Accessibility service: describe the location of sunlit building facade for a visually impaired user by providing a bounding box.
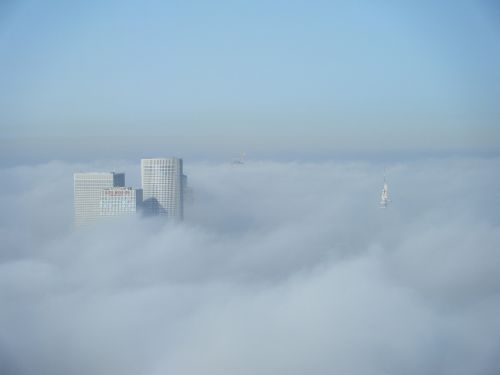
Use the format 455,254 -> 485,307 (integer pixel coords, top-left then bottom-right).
100,187 -> 142,217
141,158 -> 183,220
74,172 -> 125,226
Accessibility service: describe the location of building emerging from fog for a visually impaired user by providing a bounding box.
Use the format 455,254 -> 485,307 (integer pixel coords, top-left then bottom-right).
74,172 -> 125,226
100,187 -> 142,217
141,158 -> 184,220
74,158 -> 187,226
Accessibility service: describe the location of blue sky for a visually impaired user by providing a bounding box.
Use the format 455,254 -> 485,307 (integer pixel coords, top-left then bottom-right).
0,0 -> 499,154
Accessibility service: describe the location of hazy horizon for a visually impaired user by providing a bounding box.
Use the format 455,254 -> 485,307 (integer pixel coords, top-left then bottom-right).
0,136 -> 499,169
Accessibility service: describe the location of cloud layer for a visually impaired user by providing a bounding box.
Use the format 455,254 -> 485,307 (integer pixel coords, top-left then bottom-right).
0,157 -> 499,375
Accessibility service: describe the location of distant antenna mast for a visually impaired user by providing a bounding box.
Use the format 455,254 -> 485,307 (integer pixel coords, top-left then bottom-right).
232,152 -> 246,165
379,169 -> 391,208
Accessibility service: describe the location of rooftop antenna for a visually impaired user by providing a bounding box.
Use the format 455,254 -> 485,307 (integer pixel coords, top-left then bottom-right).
380,168 -> 391,208
232,152 -> 246,165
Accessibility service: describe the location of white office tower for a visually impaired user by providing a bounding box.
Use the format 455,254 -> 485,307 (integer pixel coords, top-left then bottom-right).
74,172 -> 125,226
100,187 -> 142,217
141,158 -> 183,220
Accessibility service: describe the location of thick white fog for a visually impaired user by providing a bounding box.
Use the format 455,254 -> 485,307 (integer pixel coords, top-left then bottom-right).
0,157 -> 499,375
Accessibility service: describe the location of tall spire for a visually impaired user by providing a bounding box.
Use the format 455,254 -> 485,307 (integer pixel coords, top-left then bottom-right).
380,169 -> 391,208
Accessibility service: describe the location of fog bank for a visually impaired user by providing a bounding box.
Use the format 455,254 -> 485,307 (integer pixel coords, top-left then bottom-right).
0,157 -> 499,375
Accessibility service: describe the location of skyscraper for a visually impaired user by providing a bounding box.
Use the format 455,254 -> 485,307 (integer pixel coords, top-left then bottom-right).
100,187 -> 142,217
74,172 -> 125,226
141,158 -> 183,220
